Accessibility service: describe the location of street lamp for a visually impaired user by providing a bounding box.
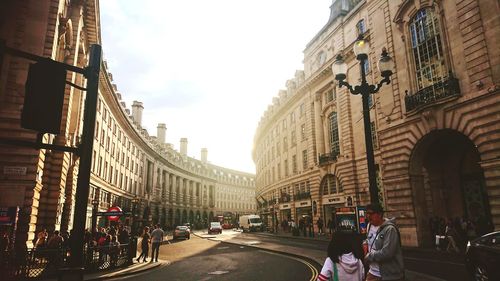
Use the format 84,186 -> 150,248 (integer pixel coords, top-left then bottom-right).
331,35 -> 394,204
91,198 -> 99,236
131,196 -> 139,236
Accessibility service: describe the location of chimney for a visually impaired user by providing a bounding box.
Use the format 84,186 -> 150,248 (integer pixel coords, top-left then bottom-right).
180,138 -> 188,156
157,123 -> 166,144
132,101 -> 144,126
201,148 -> 207,163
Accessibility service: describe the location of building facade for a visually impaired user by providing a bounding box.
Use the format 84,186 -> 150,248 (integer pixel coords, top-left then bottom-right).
253,0 -> 500,246
0,0 -> 255,250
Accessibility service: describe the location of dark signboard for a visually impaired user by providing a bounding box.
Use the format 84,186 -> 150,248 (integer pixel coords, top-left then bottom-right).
0,206 -> 19,226
335,206 -> 367,234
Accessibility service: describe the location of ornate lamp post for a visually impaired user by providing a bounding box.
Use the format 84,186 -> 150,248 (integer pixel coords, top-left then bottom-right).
91,198 -> 99,236
131,196 -> 139,237
331,35 -> 394,204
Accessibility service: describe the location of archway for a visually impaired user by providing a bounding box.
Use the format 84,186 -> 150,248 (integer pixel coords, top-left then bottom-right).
209,211 -> 214,223
409,129 -> 492,247
174,209 -> 181,226
161,208 -> 167,229
182,209 -> 188,224
168,208 -> 173,229
189,210 -> 194,224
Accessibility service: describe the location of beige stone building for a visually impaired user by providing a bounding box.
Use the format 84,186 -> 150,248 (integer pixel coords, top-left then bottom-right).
0,0 -> 254,249
253,0 -> 500,246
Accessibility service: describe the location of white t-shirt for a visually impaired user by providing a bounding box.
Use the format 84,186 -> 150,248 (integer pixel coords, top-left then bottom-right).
367,224 -> 381,277
150,228 -> 164,243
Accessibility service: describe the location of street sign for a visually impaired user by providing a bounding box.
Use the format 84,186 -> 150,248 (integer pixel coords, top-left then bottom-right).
107,206 -> 121,221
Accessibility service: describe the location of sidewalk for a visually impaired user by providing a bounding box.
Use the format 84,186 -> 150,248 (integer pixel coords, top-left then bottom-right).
198,229 -> 446,281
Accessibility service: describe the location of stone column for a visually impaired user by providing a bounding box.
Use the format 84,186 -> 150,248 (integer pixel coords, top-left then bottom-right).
314,92 -> 325,155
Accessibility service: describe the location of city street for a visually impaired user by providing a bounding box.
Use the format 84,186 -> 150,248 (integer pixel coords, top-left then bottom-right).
107,229 -> 471,281
109,230 -> 319,281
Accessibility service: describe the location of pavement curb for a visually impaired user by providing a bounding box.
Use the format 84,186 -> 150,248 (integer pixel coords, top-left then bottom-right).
89,261 -> 165,281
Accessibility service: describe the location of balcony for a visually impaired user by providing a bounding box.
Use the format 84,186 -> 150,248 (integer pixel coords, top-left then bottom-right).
278,195 -> 291,203
405,75 -> 460,112
294,191 -> 311,200
319,152 -> 339,166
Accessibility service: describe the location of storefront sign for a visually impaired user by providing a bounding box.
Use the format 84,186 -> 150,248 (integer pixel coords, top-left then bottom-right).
296,200 -> 311,207
279,203 -> 291,210
322,196 -> 345,205
3,166 -> 27,175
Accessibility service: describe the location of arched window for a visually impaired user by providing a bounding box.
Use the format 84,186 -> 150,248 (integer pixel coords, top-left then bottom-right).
321,174 -> 337,195
329,112 -> 340,156
409,8 -> 447,90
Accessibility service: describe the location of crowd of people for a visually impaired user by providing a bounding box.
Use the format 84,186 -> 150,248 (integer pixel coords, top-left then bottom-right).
429,215 -> 493,253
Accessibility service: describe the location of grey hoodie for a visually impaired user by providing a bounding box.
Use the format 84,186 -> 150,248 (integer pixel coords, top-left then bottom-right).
366,218 -> 404,280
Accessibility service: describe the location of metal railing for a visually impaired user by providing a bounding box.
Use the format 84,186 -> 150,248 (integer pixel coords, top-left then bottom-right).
1,240 -> 136,280
318,152 -> 339,166
404,75 -> 460,112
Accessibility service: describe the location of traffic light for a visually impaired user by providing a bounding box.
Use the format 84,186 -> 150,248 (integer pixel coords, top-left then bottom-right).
21,58 -> 67,134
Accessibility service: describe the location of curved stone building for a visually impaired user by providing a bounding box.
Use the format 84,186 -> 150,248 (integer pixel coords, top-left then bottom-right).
0,0 -> 254,249
253,0 -> 500,246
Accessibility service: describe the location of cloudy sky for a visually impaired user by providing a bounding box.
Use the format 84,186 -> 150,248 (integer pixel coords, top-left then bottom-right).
99,0 -> 332,173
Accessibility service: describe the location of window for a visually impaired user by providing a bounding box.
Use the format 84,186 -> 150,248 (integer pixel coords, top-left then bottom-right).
276,141 -> 280,155
95,122 -> 99,139
284,160 -> 289,177
326,89 -> 336,103
302,150 -> 308,170
409,8 -> 447,90
277,163 -> 281,179
301,124 -> 306,140
329,112 -> 340,156
292,155 -> 297,174
282,119 -> 287,130
291,131 -> 296,146
283,137 -> 288,151
356,19 -> 366,35
321,174 -> 337,195
299,103 -> 305,117
318,51 -> 327,66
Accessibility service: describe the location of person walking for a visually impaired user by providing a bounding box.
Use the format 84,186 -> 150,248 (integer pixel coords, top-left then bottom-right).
364,203 -> 404,281
136,227 -> 150,263
317,217 -> 324,235
317,231 -> 365,281
150,224 -> 164,262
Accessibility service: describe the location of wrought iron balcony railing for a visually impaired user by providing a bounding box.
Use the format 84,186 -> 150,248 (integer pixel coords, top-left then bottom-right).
294,191 -> 311,200
319,152 -> 339,166
405,75 -> 460,112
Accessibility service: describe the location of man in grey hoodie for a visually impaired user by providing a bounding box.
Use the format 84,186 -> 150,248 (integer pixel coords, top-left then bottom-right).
364,203 -> 404,281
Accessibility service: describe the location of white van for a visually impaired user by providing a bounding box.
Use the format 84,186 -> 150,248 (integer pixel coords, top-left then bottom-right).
239,215 -> 263,232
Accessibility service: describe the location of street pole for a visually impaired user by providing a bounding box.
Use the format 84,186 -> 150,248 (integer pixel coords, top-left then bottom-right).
69,44 -> 101,270
359,57 -> 379,205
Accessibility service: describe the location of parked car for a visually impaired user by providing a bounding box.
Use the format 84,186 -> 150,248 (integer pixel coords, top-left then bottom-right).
465,231 -> 500,280
208,222 -> 222,234
183,223 -> 191,230
173,225 -> 190,240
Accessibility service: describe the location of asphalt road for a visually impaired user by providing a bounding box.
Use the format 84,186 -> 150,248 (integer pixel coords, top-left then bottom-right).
112,234 -> 319,281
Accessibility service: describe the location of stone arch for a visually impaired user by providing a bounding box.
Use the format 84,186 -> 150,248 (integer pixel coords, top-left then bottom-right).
174,209 -> 181,226
182,209 -> 188,224
409,129 -> 492,247
189,210 -> 194,224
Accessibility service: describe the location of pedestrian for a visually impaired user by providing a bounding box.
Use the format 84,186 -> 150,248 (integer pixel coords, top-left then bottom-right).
35,229 -> 48,248
317,231 -> 365,281
136,227 -> 150,263
150,224 -> 164,262
317,217 -> 324,235
327,218 -> 334,235
109,235 -> 120,267
445,220 -> 460,253
364,203 -> 404,281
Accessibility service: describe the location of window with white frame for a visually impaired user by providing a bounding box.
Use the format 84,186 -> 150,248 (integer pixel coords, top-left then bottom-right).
329,112 -> 340,156
409,8 -> 447,90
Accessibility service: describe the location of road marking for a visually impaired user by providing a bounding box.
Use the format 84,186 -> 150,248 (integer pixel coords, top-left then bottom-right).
208,270 -> 229,275
244,240 -> 261,245
260,250 -> 318,281
217,246 -> 230,250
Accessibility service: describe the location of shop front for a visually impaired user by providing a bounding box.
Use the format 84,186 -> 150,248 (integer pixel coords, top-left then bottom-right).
321,195 -> 346,233
279,203 -> 292,222
295,200 -> 312,222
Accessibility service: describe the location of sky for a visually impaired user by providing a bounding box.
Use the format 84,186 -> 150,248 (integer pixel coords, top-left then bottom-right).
99,0 -> 332,174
